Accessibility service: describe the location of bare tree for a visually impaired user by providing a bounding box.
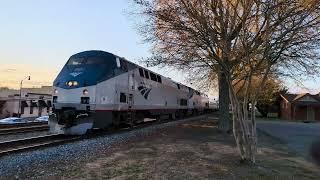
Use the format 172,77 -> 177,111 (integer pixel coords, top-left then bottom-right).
134,0 -> 320,163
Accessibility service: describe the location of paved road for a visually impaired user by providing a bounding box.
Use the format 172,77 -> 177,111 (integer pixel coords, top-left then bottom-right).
257,120 -> 320,157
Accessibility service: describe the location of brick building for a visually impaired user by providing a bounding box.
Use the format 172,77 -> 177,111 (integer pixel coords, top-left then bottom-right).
279,93 -> 320,122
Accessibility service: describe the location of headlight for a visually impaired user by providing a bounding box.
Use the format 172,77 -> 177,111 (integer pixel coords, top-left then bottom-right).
73,81 -> 79,86
54,89 -> 58,94
67,81 -> 73,87
66,81 -> 78,87
83,89 -> 89,95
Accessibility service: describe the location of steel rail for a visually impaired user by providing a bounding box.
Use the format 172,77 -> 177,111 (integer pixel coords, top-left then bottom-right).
0,122 -> 48,129
0,114 -> 211,157
0,134 -> 80,157
0,125 -> 49,135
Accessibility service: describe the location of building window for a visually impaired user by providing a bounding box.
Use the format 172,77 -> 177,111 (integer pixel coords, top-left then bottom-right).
21,101 -> 28,114
177,84 -> 180,89
120,93 -> 127,103
30,100 -> 37,114
150,72 -> 157,81
21,106 -> 24,114
30,106 -> 33,114
157,75 -> 162,83
144,70 -> 149,79
46,100 -> 51,113
139,68 -> 144,77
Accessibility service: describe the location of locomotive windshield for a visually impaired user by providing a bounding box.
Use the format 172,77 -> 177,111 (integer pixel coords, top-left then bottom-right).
67,57 -> 107,65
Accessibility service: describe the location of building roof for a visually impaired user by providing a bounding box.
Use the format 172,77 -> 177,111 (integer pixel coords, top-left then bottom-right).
280,93 -> 320,104
27,92 -> 52,96
281,93 -> 298,102
0,86 -> 52,98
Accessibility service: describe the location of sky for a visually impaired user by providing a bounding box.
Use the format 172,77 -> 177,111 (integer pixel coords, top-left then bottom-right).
0,0 -> 319,96
0,1 -> 185,87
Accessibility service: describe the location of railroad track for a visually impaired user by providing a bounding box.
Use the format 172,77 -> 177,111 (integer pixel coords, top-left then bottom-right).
0,121 -> 162,158
0,134 -> 80,157
0,124 -> 49,135
0,114 -> 210,157
0,122 -> 48,129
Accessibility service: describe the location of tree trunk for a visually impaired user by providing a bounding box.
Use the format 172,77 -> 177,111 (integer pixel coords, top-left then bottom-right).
218,72 -> 231,133
228,78 -> 259,164
230,91 -> 254,163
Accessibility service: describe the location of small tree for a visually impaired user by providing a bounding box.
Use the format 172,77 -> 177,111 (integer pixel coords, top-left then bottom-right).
235,76 -> 286,117
134,0 -> 320,163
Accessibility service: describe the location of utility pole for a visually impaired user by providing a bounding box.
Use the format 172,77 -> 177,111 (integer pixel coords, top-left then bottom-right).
18,76 -> 30,117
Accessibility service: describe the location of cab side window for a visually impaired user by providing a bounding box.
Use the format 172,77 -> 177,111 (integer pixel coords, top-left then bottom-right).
157,75 -> 162,83
139,68 -> 144,77
150,72 -> 157,81
144,70 -> 150,79
120,93 -> 127,103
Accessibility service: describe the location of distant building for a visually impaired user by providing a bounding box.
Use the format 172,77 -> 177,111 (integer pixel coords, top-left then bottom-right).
0,86 -> 52,98
279,93 -> 320,122
0,87 -> 19,98
0,86 -> 52,119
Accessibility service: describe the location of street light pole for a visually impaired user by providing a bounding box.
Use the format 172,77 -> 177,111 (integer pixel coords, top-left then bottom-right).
18,76 -> 30,117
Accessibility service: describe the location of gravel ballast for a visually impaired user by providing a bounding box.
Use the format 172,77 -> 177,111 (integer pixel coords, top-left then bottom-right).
0,115 -> 207,179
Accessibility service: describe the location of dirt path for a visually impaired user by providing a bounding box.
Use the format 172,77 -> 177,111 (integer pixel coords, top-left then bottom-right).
65,115 -> 320,179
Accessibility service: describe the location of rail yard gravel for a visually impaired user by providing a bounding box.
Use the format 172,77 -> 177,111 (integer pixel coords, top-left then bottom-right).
0,115 -> 207,179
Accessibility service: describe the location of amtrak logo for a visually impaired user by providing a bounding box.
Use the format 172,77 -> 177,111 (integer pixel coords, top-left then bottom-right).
138,82 -> 152,100
70,72 -> 82,77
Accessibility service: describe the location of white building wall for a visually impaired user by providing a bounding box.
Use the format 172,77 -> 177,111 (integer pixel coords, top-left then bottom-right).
0,86 -> 52,119
0,96 -> 52,119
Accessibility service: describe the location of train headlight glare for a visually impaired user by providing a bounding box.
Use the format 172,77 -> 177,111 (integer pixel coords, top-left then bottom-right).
83,89 -> 89,95
67,81 -> 73,87
54,89 -> 58,94
73,81 -> 79,86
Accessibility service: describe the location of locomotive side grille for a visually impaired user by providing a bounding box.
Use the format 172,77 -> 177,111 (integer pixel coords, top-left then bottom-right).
81,97 -> 90,104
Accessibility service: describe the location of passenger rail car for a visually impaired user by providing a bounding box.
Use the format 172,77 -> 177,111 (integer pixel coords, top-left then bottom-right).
49,50 -> 211,135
